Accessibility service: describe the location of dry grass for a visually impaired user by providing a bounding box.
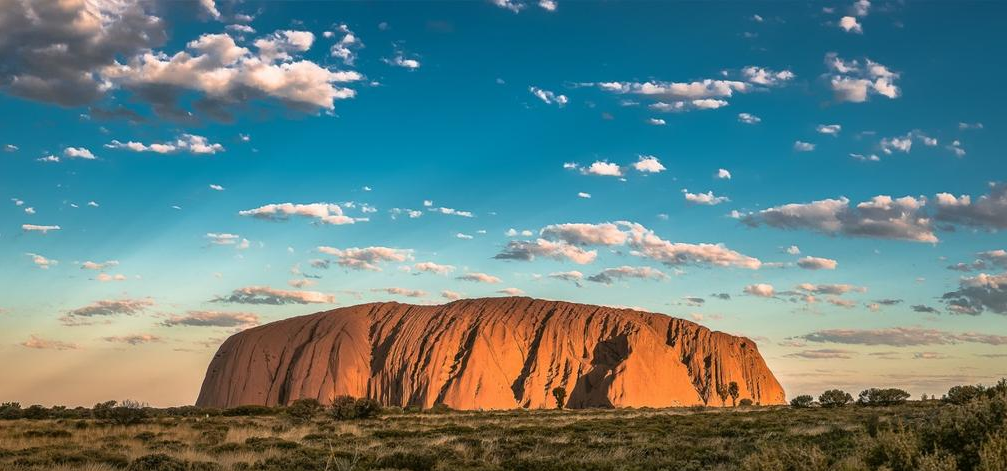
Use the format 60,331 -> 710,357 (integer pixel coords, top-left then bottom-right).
0,400 -> 1001,470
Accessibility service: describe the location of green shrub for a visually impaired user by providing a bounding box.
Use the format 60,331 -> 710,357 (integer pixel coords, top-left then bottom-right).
22,428 -> 72,438
12,448 -> 130,469
330,396 -> 382,420
198,427 -> 228,446
222,404 -> 276,416
741,443 -> 828,471
109,400 -> 150,425
244,436 -> 300,451
92,400 -> 118,419
978,432 -> 1007,471
945,384 -> 986,405
917,452 -> 958,471
0,402 -> 22,419
22,404 -> 50,420
127,453 -> 187,471
858,388 -> 910,406
819,389 -> 854,408
374,451 -> 438,471
739,398 -> 754,407
921,389 -> 1007,469
284,398 -> 321,423
862,427 -> 921,471
790,395 -> 814,408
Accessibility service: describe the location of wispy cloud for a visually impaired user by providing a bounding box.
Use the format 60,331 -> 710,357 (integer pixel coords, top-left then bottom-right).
163,310 -> 260,328
212,286 -> 336,304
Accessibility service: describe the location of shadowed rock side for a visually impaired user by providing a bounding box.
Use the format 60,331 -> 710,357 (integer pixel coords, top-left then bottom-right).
196,297 -> 786,409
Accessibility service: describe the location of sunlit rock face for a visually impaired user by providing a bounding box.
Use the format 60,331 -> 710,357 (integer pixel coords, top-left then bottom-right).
196,297 -> 786,409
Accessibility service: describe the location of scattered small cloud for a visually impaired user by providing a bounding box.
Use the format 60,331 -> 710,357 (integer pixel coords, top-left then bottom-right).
64,147 -> 97,160
838,16 -> 862,34
797,256 -> 838,270
412,262 -> 455,275
316,246 -> 412,271
26,253 -> 57,269
106,134 -> 224,155
61,298 -> 154,326
816,124 -> 842,135
786,349 -> 856,359
102,334 -> 162,345
456,272 -> 502,284
796,327 -> 1007,346
825,53 -> 900,103
745,283 -> 775,297
239,203 -> 361,225
632,155 -> 666,173
794,141 -> 816,152
683,189 -> 729,205
212,286 -> 335,304
22,224 -> 61,234
587,265 -> 667,284
162,310 -> 259,328
372,287 -> 427,298
529,86 -> 568,106
22,335 -> 80,351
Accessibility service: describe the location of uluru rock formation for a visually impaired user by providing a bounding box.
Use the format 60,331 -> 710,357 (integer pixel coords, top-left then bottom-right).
196,297 -> 786,409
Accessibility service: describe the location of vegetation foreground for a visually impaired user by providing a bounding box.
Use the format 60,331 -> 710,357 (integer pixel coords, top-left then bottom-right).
1,383 -> 1006,471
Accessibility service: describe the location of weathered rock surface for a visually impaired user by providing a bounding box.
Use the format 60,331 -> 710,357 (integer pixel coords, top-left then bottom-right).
196,297 -> 786,409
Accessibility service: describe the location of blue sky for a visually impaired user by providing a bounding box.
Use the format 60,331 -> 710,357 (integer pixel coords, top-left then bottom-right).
1,0 -> 1006,406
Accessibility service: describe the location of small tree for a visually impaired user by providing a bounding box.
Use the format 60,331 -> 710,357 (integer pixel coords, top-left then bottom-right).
819,389 -> 853,408
716,383 -> 729,407
728,382 -> 740,407
739,398 -> 754,407
790,395 -> 814,408
551,387 -> 567,410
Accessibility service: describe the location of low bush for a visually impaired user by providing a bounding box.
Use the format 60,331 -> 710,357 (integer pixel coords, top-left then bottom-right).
127,453 -> 187,471
374,451 -> 438,471
222,405 -> 276,416
284,398 -> 321,424
0,402 -> 22,420
790,395 -> 814,408
858,388 -> 911,406
740,444 -> 829,471
945,384 -> 986,405
22,428 -> 72,438
330,396 -> 382,420
109,400 -> 150,425
22,405 -> 50,420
